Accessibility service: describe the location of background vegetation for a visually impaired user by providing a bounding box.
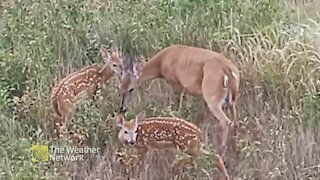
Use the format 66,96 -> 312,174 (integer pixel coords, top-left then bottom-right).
0,0 -> 319,179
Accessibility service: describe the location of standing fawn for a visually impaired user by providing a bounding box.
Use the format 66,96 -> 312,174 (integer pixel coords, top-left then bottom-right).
51,47 -> 124,133
119,44 -> 240,156
115,112 -> 230,180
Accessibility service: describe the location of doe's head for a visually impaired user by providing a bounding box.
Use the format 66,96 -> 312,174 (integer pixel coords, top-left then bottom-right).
119,62 -> 144,113
115,112 -> 146,145
100,47 -> 123,75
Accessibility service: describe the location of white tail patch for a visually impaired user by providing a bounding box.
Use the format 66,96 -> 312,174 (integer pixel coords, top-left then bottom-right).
231,71 -> 238,80
223,75 -> 229,88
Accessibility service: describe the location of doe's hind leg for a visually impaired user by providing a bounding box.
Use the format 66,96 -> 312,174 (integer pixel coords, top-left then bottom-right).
202,74 -> 233,157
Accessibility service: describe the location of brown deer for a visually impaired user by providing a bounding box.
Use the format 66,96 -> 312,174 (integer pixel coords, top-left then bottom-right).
51,47 -> 124,133
118,44 -> 240,156
115,112 -> 230,180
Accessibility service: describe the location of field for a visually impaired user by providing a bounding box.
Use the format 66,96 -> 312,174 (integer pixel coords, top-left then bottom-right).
0,0 -> 319,179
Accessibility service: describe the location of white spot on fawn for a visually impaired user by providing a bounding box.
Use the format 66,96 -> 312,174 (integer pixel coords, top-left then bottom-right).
223,75 -> 228,88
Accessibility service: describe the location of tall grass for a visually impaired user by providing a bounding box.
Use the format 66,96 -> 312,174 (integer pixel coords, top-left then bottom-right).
0,0 -> 319,179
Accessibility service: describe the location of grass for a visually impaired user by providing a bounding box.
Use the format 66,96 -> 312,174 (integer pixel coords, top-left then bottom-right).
0,0 -> 319,179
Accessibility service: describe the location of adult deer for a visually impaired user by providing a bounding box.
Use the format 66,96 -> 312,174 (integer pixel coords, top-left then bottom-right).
119,44 -> 240,155
51,46 -> 124,133
115,112 -> 230,180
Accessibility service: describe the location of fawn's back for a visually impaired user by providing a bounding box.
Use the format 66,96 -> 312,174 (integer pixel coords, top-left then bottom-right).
139,117 -> 205,149
116,115 -> 205,150
52,66 -> 99,102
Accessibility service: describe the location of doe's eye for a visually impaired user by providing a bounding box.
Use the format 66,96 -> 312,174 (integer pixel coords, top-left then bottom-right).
129,88 -> 134,93
124,131 -> 128,134
112,64 -> 117,67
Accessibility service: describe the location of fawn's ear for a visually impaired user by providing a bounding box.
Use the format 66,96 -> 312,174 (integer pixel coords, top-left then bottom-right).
135,111 -> 146,125
100,47 -> 111,62
115,114 -> 125,128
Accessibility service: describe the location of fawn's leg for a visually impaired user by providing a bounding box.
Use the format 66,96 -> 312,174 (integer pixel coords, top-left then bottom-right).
57,115 -> 69,138
211,153 -> 230,180
172,140 -> 201,168
128,147 -> 148,178
199,146 -> 230,180
88,84 -> 100,109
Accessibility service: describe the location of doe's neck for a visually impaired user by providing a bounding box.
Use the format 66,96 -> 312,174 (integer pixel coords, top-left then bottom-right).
138,57 -> 162,83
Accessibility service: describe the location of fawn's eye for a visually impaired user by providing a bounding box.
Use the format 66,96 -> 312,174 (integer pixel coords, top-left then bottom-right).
129,88 -> 134,93
124,131 -> 128,134
113,64 -> 117,67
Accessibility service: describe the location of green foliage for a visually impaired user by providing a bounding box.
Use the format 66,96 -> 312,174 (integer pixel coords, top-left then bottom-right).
0,137 -> 57,179
300,93 -> 320,127
109,0 -> 291,54
303,93 -> 320,111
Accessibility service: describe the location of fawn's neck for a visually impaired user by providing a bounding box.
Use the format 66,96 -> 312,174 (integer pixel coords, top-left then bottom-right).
99,63 -> 114,82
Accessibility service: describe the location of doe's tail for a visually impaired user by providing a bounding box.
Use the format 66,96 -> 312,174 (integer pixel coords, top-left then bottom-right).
223,68 -> 239,103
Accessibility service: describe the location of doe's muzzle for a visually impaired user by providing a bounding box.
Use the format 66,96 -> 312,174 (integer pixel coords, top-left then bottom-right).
119,93 -> 127,113
119,106 -> 127,113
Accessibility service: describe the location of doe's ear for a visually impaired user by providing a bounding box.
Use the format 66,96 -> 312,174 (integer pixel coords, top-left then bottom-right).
115,114 -> 125,128
135,111 -> 146,125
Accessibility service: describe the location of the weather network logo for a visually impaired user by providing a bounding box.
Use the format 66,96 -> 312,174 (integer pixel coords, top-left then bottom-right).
31,145 -> 49,162
31,144 -> 101,162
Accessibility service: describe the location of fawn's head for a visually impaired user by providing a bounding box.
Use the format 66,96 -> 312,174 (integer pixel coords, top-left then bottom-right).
100,47 -> 123,75
115,112 -> 146,145
119,62 -> 144,113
